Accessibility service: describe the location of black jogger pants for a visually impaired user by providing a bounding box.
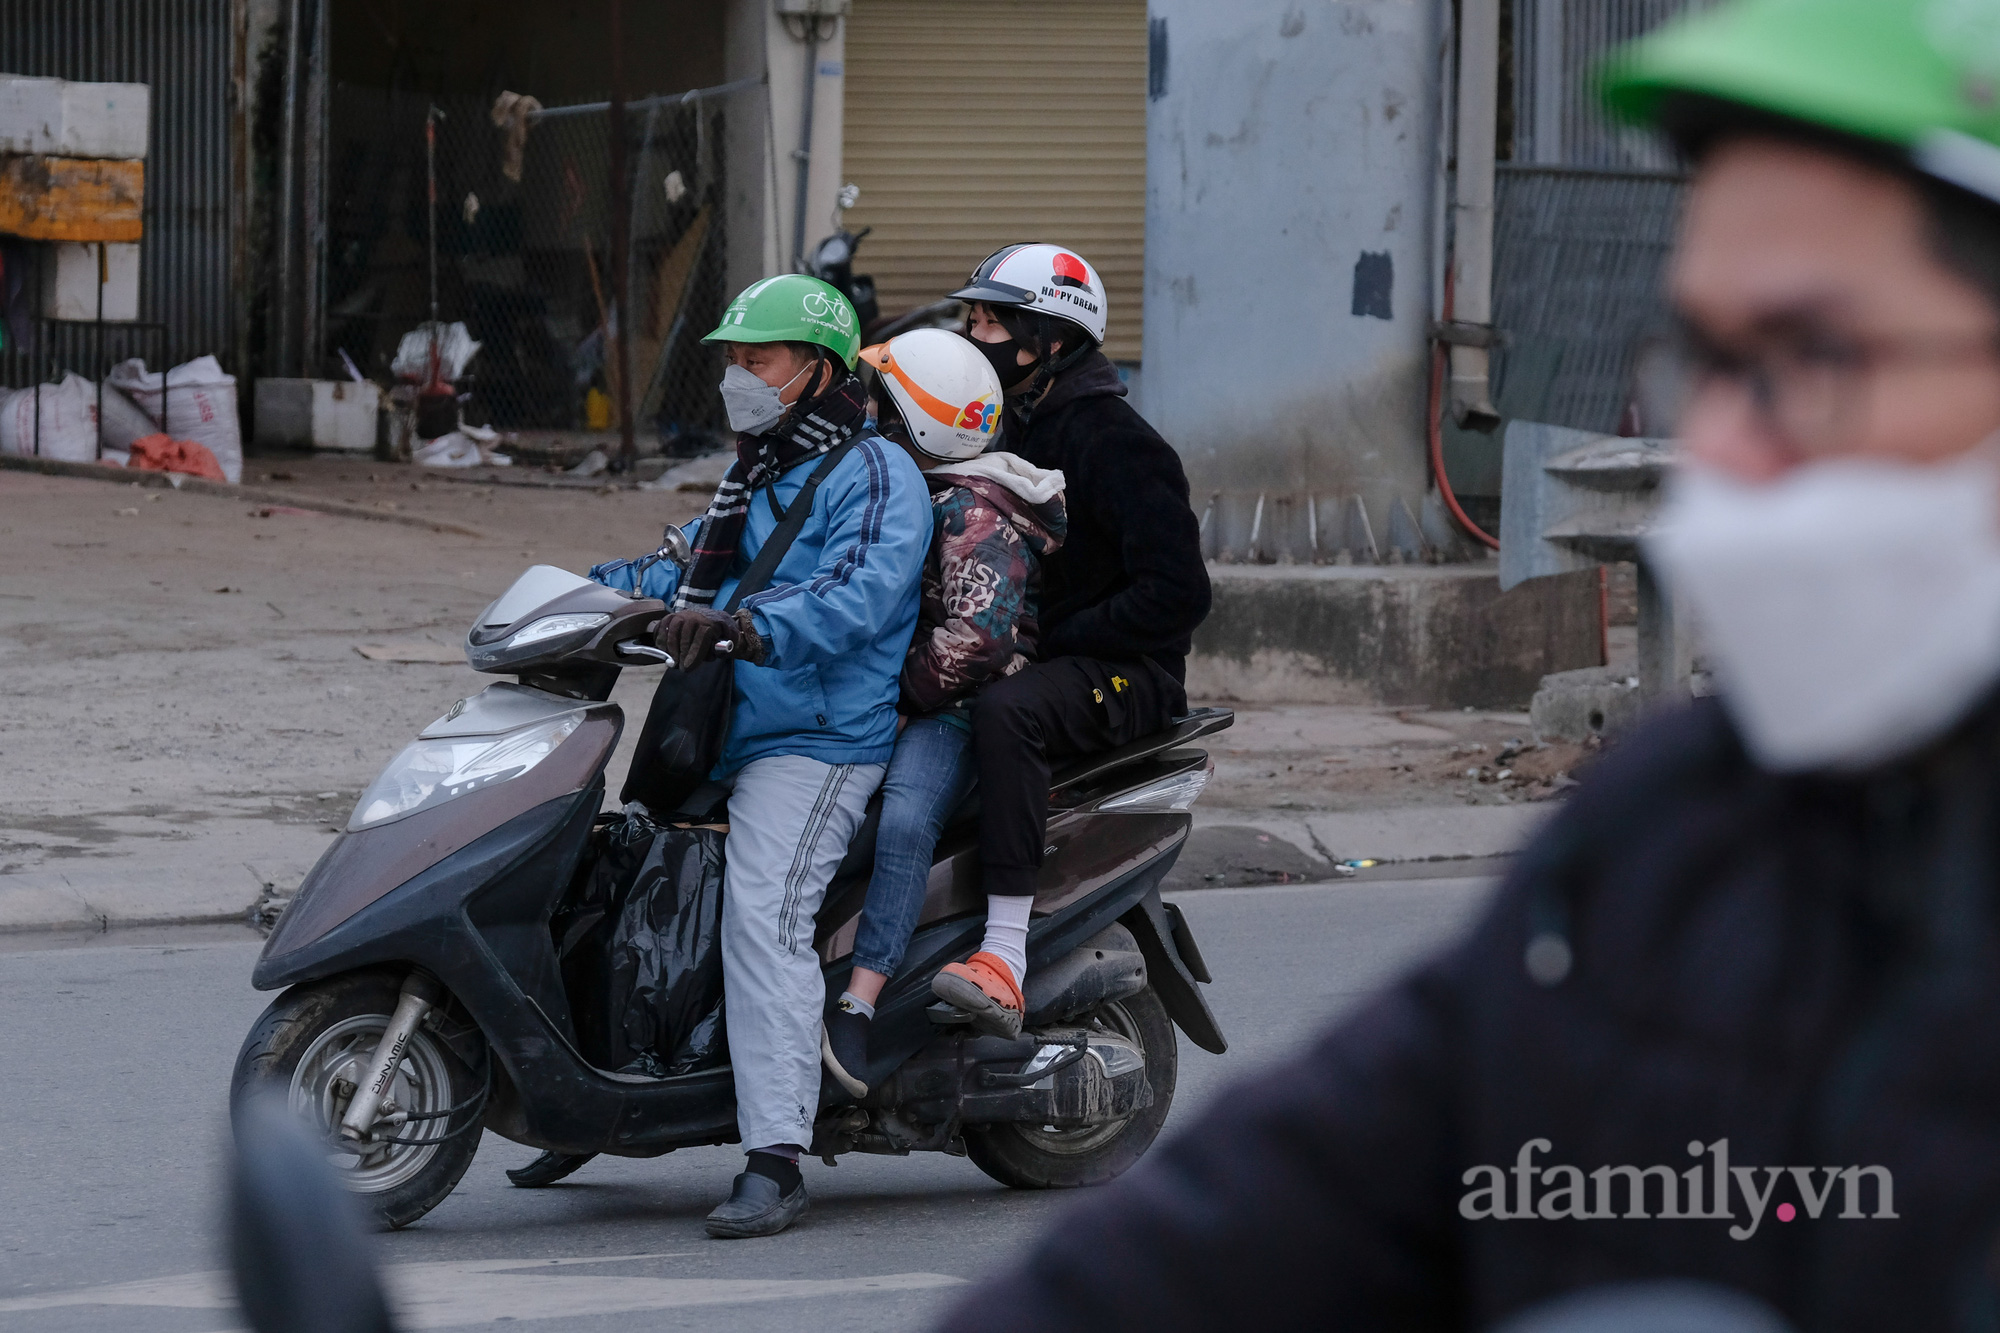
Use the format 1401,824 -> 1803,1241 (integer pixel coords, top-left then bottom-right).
969,656 -> 1186,900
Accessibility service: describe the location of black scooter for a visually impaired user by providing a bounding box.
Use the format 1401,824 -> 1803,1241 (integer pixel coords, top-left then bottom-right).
232,529 -> 1229,1227
806,226 -> 965,343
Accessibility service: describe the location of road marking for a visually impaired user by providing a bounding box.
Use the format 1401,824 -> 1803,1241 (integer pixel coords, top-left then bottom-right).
0,1256 -> 967,1328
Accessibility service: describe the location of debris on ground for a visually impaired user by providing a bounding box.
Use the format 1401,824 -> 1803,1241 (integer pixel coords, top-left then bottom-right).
642,448 -> 733,493
247,881 -> 289,935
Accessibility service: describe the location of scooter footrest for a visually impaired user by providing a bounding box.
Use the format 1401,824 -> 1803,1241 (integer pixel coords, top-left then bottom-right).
927,1002 -> 973,1026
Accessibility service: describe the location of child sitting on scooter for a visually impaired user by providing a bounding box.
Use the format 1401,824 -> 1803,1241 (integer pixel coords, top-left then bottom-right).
820,328 -> 1066,1097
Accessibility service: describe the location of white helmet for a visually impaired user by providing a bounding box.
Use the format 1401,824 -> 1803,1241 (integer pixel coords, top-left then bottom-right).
859,328 -> 1003,462
950,243 -> 1108,348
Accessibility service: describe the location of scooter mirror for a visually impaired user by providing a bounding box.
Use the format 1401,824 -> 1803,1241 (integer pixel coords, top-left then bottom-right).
656,524 -> 692,569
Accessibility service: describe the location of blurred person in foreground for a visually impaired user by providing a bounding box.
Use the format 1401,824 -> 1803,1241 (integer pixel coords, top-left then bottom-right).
939,1 -> 2000,1327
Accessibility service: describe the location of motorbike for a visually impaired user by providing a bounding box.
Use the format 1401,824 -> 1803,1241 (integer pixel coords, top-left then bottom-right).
231,527 -> 1231,1228
806,226 -> 966,344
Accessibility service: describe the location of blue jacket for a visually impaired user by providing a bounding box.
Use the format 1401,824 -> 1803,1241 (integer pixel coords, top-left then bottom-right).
591,434 -> 931,775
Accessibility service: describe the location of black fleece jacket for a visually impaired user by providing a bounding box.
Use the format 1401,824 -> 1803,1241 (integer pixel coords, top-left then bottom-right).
939,696 -> 2000,1330
1004,352 -> 1211,683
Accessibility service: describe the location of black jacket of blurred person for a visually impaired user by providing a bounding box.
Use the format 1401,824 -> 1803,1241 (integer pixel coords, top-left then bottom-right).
936,75 -> 2000,1333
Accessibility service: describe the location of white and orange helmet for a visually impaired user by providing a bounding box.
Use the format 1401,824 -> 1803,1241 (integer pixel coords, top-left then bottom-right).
950,243 -> 1107,348
859,328 -> 1003,462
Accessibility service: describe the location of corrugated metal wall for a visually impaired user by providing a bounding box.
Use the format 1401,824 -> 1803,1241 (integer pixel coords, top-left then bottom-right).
1512,0 -> 1721,170
842,0 -> 1148,362
1493,0 -> 1704,432
0,0 -> 236,383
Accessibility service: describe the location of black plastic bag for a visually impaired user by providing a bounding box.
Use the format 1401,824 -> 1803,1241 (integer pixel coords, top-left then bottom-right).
553,811 -> 728,1078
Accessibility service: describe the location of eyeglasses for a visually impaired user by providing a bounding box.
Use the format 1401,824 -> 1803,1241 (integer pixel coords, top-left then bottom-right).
1635,319 -> 2000,452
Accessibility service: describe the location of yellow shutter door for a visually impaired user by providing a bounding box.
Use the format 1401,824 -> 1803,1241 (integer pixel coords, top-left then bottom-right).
841,0 -> 1148,362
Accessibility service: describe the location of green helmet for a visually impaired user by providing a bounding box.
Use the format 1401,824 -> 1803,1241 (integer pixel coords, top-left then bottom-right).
702,274 -> 862,369
1601,0 -> 2000,205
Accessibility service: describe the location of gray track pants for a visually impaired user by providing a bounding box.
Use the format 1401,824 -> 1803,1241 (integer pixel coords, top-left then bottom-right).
721,754 -> 885,1152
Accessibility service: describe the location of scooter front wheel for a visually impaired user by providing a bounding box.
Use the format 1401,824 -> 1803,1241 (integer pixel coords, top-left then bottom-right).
231,969 -> 485,1229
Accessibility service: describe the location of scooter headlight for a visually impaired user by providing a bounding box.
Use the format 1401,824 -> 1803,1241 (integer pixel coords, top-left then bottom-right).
507,612 -> 609,649
348,714 -> 581,830
1096,764 -> 1212,813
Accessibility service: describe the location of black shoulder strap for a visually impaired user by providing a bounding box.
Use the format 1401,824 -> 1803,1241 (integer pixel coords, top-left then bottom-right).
724,439 -> 857,611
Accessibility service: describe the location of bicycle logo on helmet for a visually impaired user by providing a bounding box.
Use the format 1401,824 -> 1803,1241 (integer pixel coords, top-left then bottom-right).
801,291 -> 853,330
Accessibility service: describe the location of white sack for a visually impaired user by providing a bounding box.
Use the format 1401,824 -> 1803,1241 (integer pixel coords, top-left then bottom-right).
95,382 -> 158,451
413,432 -> 483,467
106,356 -> 243,483
0,373 -> 99,462
390,322 -> 480,382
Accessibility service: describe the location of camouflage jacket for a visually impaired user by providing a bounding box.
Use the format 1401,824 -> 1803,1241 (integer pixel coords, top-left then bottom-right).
900,454 -> 1067,715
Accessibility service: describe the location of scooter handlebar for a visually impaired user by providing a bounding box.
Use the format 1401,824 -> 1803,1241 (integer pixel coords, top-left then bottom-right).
614,639 -> 734,668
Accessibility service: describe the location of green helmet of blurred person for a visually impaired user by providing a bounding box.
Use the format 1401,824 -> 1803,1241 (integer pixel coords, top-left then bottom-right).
703,273 -> 862,369
1601,0 -> 2000,205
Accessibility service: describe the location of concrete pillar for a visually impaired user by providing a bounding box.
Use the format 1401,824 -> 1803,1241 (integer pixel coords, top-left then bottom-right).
721,0 -> 847,301
1141,0 -> 1443,551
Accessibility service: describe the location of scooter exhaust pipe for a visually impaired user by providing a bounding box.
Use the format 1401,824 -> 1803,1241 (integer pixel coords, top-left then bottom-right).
337,970 -> 446,1144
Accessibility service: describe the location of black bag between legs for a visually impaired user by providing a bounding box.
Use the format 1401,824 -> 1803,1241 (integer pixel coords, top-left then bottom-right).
553,811 -> 729,1076
620,440 -> 855,816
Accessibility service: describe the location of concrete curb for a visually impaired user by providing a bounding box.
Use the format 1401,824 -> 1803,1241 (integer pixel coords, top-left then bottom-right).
0,453 -> 486,537
0,801 -> 1544,934
0,822 -> 332,935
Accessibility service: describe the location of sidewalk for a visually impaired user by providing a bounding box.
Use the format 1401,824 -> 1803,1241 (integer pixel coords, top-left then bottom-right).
0,463 -> 1583,933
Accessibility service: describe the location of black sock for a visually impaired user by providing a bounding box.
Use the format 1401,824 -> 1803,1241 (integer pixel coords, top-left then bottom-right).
746,1150 -> 802,1194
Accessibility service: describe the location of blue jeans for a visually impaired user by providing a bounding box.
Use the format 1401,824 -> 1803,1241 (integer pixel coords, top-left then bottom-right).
850,717 -> 974,978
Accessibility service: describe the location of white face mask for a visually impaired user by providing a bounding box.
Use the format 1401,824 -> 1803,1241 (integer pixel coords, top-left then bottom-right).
1647,450 -> 2000,772
718,360 -> 812,435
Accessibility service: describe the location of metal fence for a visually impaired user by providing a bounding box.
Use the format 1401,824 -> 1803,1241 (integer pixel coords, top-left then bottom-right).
1491,165 -> 1685,433
322,79 -> 759,448
0,0 -> 234,388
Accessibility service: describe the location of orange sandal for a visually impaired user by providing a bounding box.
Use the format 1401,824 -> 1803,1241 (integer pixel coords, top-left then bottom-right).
932,952 -> 1025,1038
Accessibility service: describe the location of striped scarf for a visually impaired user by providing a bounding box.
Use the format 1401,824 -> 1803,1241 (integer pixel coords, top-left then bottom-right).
672,372 -> 869,611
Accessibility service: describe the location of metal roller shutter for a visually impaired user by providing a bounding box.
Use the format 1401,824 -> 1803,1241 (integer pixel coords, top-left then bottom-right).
842,0 -> 1147,362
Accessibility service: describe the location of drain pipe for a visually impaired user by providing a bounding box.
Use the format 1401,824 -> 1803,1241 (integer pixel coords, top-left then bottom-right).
274,0 -> 302,375
789,22 -> 818,271
784,3 -> 847,271
1448,0 -> 1501,426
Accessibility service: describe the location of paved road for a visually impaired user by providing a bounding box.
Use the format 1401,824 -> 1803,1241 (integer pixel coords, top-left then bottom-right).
0,876 -> 1492,1332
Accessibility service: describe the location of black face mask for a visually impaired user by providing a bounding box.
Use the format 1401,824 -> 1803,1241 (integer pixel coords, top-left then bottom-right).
971,332 -> 1037,389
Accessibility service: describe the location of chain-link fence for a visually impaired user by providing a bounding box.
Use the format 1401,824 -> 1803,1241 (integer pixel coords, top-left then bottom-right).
323,78 -> 759,453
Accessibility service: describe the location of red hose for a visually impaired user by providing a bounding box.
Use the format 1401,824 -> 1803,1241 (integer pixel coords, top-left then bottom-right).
1428,337 -> 1501,551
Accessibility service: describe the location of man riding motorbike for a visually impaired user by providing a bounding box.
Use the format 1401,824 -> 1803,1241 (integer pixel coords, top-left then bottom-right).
931,245 -> 1211,1036
589,273 -> 930,1239
941,0 -> 2000,1325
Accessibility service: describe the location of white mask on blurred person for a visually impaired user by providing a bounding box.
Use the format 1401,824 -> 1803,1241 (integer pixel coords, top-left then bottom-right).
1647,450 -> 2000,772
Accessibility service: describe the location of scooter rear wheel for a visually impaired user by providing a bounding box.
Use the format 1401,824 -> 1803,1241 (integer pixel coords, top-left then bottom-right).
231,969 -> 484,1229
962,985 -> 1178,1189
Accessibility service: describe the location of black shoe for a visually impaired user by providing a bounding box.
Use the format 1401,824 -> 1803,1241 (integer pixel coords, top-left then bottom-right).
704,1170 -> 809,1239
506,1151 -> 597,1188
820,1008 -> 871,1099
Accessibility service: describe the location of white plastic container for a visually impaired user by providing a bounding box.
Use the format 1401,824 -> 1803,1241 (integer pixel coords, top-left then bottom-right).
38,241 -> 140,322
254,377 -> 381,453
0,75 -> 149,158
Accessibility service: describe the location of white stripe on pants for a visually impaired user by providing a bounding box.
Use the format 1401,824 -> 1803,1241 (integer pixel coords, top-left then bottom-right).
721,754 -> 885,1152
